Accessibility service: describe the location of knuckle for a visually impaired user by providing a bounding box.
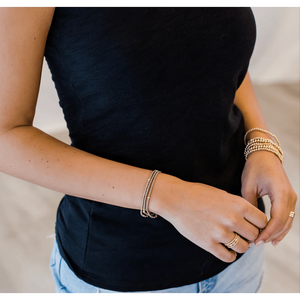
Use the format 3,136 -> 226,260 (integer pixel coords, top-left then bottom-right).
240,203 -> 248,215
291,191 -> 298,203
275,188 -> 286,200
229,217 -> 240,228
239,201 -> 253,216
241,186 -> 251,198
275,219 -> 285,231
250,228 -> 260,241
262,214 -> 268,227
206,240 -> 215,250
214,228 -> 227,241
280,186 -> 297,203
236,243 -> 248,254
263,230 -> 271,241
226,212 -> 239,229
241,243 -> 249,253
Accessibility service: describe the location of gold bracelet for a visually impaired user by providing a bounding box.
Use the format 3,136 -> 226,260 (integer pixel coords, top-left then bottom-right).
140,170 -> 161,218
244,128 -> 281,146
244,141 -> 284,163
245,137 -> 284,157
244,128 -> 283,163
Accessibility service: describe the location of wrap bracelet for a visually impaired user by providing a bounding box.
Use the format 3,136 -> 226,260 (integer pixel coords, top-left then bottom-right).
140,170 -> 161,218
244,128 -> 284,163
244,127 -> 281,146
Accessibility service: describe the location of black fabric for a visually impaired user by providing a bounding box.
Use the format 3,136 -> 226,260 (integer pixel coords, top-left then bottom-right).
44,7 -> 263,292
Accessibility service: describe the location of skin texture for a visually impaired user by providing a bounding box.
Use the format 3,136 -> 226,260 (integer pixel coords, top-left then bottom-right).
0,8 -> 297,263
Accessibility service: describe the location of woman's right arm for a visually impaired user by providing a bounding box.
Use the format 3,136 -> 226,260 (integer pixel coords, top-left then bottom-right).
0,7 -> 159,216
0,7 -> 267,263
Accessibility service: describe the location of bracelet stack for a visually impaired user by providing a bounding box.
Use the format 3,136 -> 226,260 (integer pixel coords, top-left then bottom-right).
244,128 -> 284,163
140,170 -> 161,218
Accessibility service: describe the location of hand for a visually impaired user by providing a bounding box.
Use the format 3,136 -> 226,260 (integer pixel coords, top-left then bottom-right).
241,150 -> 297,246
151,174 -> 268,263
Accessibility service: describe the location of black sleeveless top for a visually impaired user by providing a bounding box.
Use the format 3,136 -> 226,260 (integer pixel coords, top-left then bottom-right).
44,7 -> 262,292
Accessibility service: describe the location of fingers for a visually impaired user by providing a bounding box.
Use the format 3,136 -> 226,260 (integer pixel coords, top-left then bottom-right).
243,201 -> 268,230
220,232 -> 249,254
271,221 -> 293,246
255,196 -> 295,244
241,185 -> 258,207
209,232 -> 250,263
233,218 -> 260,242
255,212 -> 293,246
209,243 -> 237,263
208,230 -> 252,262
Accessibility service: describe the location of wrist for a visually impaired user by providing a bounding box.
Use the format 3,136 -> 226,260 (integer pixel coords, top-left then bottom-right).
148,172 -> 184,219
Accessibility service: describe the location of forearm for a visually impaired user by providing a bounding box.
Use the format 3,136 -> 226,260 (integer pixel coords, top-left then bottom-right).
234,72 -> 270,141
0,125 -> 177,212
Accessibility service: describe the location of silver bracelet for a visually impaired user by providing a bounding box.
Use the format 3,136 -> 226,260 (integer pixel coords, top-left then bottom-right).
140,170 -> 161,218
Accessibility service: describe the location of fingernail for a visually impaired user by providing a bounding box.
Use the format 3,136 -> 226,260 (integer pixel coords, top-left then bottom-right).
255,240 -> 264,247
272,241 -> 279,247
249,242 -> 254,247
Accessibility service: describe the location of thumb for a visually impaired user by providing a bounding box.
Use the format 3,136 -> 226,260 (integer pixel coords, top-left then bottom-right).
241,185 -> 258,207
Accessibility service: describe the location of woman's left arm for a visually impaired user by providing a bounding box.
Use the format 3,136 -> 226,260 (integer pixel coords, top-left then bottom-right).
234,71 -> 297,246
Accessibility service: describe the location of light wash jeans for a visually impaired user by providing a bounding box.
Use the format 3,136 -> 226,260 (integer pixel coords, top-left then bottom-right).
50,239 -> 264,293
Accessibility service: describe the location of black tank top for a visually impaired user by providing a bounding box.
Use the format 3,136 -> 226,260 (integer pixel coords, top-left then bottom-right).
44,7 -> 262,291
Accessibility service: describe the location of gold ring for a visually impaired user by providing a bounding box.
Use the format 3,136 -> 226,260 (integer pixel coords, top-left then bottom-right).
224,233 -> 240,249
289,211 -> 295,218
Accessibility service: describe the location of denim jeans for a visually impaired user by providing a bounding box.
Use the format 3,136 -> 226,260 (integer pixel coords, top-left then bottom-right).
49,239 -> 264,293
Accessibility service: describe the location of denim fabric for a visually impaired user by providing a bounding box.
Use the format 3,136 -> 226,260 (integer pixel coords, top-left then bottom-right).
50,239 -> 264,293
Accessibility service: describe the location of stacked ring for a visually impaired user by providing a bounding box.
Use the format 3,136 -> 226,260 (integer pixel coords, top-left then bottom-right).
224,233 -> 240,249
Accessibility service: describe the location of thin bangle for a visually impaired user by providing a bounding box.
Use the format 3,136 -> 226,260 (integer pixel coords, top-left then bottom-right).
244,128 -> 280,146
140,170 -> 161,218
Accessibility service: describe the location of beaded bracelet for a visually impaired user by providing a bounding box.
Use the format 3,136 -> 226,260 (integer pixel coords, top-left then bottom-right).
245,137 -> 284,157
244,128 -> 284,163
244,127 -> 281,146
244,142 -> 284,162
140,170 -> 161,218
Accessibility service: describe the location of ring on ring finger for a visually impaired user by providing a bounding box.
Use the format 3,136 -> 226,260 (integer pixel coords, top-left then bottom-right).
224,233 -> 240,249
223,233 -> 249,254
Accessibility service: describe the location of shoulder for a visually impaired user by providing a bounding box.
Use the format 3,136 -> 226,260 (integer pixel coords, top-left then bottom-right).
0,8 -> 56,132
0,7 -> 55,33
0,7 -> 55,48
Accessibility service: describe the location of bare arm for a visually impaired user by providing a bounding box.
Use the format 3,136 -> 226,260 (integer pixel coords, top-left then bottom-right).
234,72 -> 297,246
0,7 -> 163,211
0,8 -> 267,262
234,73 -> 270,140
234,72 -> 269,140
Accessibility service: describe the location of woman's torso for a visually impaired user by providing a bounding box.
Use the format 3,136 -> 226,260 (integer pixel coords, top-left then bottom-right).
44,7 -> 257,291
